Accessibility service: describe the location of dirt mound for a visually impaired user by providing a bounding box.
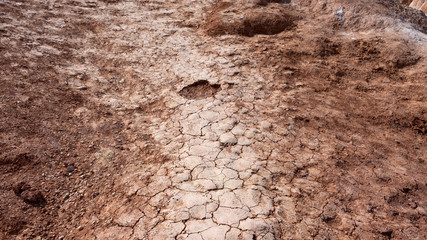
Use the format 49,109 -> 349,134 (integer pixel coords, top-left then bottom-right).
12,182 -> 46,206
204,1 -> 298,37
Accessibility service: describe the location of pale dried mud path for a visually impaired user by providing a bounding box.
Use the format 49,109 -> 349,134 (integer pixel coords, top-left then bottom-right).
1,0 -> 427,239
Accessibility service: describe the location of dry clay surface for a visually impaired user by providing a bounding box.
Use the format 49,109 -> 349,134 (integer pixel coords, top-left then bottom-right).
1,0 -> 427,239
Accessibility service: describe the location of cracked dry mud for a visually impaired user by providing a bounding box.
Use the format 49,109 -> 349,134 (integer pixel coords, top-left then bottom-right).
1,0 -> 427,239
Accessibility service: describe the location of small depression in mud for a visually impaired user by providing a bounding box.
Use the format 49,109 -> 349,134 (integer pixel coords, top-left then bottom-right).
179,80 -> 221,99
204,1 -> 298,37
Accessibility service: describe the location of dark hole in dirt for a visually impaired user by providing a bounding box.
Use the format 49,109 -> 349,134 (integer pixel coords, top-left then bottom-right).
204,2 -> 298,37
240,12 -> 296,37
179,80 -> 221,100
381,230 -> 393,239
0,153 -> 33,166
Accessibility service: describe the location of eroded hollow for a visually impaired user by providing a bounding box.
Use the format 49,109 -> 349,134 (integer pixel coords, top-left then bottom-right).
179,80 -> 221,99
204,1 -> 298,37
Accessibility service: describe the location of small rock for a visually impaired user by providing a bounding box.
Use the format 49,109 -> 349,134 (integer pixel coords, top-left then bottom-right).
13,182 -> 46,205
76,86 -> 88,90
335,7 -> 344,21
67,165 -> 75,173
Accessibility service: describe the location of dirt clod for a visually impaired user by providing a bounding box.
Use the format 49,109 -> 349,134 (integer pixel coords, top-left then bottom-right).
66,165 -> 76,173
13,182 -> 46,206
20,190 -> 46,206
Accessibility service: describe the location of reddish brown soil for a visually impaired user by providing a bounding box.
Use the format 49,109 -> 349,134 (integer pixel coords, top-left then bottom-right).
0,0 -> 426,239
0,1 -> 167,238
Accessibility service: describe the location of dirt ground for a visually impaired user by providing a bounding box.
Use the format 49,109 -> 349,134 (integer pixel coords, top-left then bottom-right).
0,0 -> 426,239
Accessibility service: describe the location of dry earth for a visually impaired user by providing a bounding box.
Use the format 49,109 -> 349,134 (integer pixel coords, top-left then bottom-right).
1,0 -> 427,239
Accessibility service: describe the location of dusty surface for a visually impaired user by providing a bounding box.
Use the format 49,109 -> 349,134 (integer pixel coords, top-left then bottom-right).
0,0 -> 427,239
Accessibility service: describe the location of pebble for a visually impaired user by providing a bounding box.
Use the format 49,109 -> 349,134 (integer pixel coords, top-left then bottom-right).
67,165 -> 75,173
